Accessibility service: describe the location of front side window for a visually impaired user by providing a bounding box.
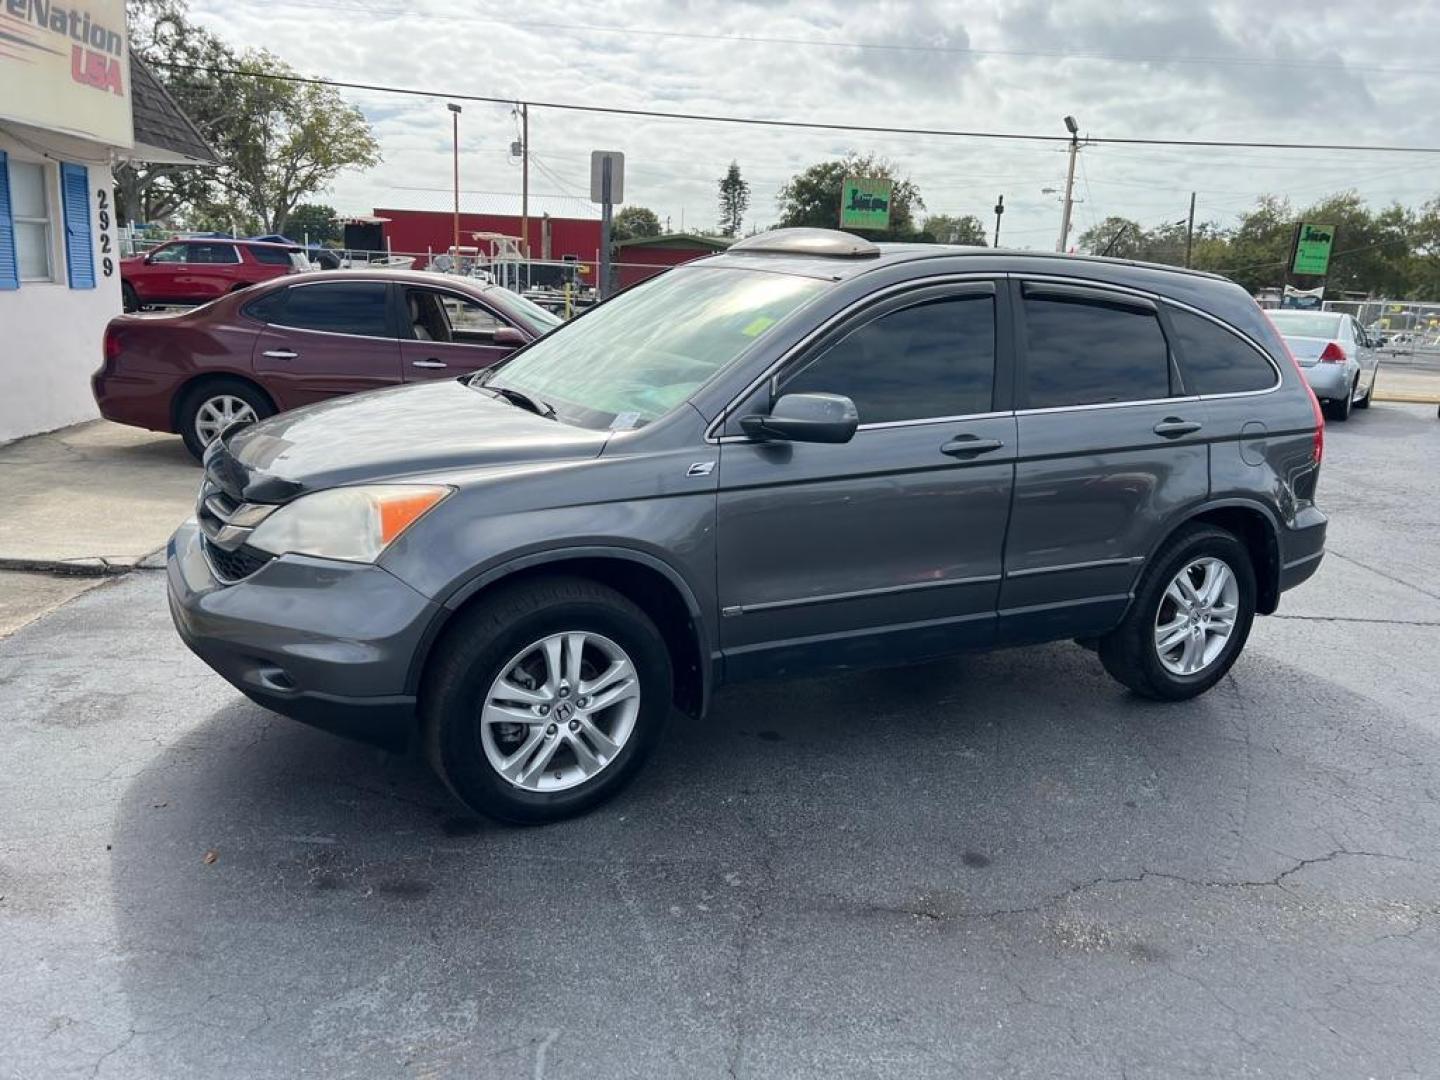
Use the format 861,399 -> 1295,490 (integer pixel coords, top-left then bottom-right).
1168,307 -> 1277,395
405,287 -> 502,345
146,243 -> 187,264
482,266 -> 830,429
275,282 -> 390,337
784,293 -> 996,424
1022,292 -> 1171,408
10,160 -> 53,281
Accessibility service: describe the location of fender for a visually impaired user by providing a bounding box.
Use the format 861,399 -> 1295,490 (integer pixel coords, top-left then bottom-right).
405,542 -> 715,706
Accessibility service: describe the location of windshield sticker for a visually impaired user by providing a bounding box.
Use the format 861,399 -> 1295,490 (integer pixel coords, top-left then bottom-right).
742,315 -> 777,337
610,411 -> 642,430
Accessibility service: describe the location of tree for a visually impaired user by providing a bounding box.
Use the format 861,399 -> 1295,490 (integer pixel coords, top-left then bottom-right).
612,206 -> 662,242
717,161 -> 750,237
1077,216 -> 1146,258
776,153 -> 924,236
119,0 -> 379,232
205,51 -> 380,234
922,213 -> 988,246
286,202 -> 339,243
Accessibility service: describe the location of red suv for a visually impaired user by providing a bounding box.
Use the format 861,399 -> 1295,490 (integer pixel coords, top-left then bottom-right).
95,269 -> 562,458
121,239 -> 307,311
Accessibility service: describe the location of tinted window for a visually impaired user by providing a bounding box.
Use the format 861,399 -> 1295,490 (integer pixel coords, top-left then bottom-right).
243,289 -> 288,323
1168,308 -> 1277,395
275,282 -> 390,337
249,245 -> 295,266
1022,293 -> 1170,408
785,294 -> 996,423
186,243 -> 240,264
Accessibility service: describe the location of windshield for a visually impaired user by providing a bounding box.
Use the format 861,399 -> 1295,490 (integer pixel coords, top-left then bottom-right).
491,287 -> 562,336
1268,311 -> 1343,338
480,267 -> 830,429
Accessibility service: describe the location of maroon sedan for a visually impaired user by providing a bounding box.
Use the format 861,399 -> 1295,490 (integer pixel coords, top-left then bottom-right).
94,269 -> 562,458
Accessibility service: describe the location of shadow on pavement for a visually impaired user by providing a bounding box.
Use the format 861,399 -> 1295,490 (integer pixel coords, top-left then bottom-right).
106,642 -> 1440,1078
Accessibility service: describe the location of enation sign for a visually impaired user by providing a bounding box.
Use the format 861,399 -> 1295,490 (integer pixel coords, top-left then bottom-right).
839,177 -> 893,231
1291,222 -> 1336,276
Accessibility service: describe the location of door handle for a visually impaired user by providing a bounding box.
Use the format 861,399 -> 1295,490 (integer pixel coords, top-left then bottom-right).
412,359 -> 448,369
940,436 -> 1005,458
1153,418 -> 1202,438
262,348 -> 298,360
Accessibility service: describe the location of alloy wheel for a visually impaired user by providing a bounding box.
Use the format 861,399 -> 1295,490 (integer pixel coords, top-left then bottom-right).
194,395 -> 258,447
480,631 -> 641,792
1153,556 -> 1240,676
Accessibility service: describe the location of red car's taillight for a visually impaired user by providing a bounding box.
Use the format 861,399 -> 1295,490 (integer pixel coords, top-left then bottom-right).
104,325 -> 124,362
1318,341 -> 1347,363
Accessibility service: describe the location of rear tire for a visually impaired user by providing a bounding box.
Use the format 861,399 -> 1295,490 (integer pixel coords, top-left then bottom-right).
422,577 -> 672,824
1355,365 -> 1376,409
1324,383 -> 1354,422
177,378 -> 273,460
1098,525 -> 1256,701
122,282 -> 140,313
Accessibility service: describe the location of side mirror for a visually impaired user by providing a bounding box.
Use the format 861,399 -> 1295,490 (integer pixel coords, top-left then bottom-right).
740,392 -> 858,444
493,326 -> 527,348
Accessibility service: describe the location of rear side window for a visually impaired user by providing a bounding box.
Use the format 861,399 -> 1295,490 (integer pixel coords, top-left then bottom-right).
243,289 -> 288,323
186,243 -> 239,264
248,245 -> 294,266
1167,307 -> 1277,395
1021,292 -> 1171,408
275,282 -> 390,337
784,293 -> 996,423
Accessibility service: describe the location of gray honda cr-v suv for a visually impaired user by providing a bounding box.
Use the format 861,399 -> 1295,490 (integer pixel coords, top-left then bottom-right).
169,229 -> 1327,823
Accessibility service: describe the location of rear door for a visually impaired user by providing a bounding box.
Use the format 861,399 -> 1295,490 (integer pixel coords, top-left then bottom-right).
173,242 -> 242,302
716,280 -> 1016,679
251,280 -> 403,407
999,278 -> 1209,643
398,284 -> 519,381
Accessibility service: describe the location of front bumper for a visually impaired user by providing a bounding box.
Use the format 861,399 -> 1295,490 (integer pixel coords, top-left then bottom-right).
167,520 -> 441,750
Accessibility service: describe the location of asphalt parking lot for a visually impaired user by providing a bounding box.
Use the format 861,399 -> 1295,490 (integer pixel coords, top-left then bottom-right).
2,403 -> 1439,1080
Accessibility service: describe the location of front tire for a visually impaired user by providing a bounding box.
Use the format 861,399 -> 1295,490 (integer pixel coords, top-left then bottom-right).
122,282 -> 140,312
1098,525 -> 1256,701
422,577 -> 672,824
1355,365 -> 1377,409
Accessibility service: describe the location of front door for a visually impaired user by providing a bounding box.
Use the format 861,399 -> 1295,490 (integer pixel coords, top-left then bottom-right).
998,279 -> 1211,643
399,285 -> 518,381
716,281 -> 1016,680
251,280 -> 403,408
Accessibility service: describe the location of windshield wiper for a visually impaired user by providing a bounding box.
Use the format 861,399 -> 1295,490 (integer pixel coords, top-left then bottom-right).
479,381 -> 557,420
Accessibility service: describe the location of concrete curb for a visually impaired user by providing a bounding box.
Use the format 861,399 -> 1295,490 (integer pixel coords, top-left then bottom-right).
0,549 -> 166,577
1374,392 -> 1440,405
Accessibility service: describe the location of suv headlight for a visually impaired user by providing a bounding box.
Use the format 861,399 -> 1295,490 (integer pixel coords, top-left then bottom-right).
248,484 -> 451,563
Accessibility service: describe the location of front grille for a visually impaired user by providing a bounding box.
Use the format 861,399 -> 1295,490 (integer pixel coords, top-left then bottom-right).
202,536 -> 273,583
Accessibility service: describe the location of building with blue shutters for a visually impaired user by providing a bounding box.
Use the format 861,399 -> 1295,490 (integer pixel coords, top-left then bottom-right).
0,2 -> 215,442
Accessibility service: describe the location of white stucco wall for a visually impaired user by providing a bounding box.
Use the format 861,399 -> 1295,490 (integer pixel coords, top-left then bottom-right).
0,139 -> 118,445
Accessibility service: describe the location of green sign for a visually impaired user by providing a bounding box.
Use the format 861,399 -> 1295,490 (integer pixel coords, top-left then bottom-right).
839,177 -> 893,231
1292,222 -> 1336,276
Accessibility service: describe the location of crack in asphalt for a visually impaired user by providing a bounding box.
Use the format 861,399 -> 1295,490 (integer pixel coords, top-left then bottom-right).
1271,614 -> 1440,628
1326,549 -> 1440,603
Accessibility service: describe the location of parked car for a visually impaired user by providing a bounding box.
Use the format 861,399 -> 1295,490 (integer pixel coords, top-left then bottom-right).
120,238 -> 309,312
95,269 -> 562,458
168,228 -> 1327,824
1266,309 -> 1380,421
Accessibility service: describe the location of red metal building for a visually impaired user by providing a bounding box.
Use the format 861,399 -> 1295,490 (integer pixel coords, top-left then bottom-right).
374,194 -> 603,266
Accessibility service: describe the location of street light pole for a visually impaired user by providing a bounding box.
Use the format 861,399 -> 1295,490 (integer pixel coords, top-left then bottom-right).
448,103 -> 462,267
993,194 -> 1005,247
520,102 -> 530,260
1058,114 -> 1080,253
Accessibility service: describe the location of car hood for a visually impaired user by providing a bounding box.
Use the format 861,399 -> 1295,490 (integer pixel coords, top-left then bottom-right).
211,379 -> 610,502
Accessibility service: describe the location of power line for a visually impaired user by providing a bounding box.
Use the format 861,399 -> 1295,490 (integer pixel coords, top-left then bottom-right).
232,0 -> 1440,77
150,61 -> 1440,155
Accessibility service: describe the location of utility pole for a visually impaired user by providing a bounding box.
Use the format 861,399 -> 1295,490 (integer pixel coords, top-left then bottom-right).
1058,114 -> 1080,253
599,156 -> 613,301
1184,190 -> 1196,268
447,103 -> 462,266
520,102 -> 530,260
993,194 -> 1005,247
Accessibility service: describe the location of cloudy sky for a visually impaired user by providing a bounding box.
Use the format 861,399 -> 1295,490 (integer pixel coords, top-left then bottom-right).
190,0 -> 1440,250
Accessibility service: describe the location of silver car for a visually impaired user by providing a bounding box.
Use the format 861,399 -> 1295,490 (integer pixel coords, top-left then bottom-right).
1267,310 -> 1380,421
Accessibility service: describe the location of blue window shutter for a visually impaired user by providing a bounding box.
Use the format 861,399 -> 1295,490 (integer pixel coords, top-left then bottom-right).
61,162 -> 95,290
0,151 -> 17,291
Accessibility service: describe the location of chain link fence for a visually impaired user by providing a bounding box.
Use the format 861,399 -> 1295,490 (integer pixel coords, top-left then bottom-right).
1323,299 -> 1440,362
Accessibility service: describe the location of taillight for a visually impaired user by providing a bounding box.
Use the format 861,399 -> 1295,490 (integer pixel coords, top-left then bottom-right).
104,325 -> 124,362
1319,341 -> 1347,363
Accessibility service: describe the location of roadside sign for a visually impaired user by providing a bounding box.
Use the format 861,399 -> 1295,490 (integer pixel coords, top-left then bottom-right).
839,177 -> 893,231
590,151 -> 625,205
1292,222 -> 1335,276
